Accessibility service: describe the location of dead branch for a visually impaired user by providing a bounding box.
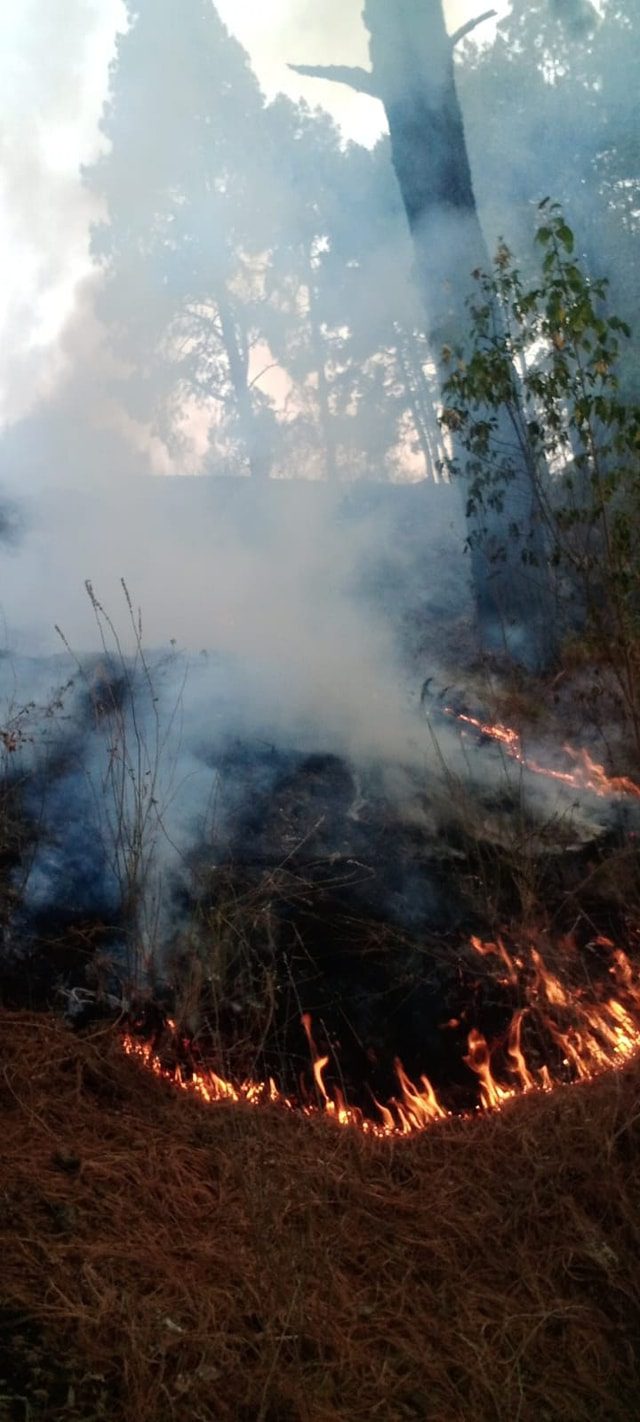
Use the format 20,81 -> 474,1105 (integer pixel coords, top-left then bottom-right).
287,63 -> 381,99
450,9 -> 497,46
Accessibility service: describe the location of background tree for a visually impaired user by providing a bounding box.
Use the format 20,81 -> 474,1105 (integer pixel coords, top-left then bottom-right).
85,0 -> 280,478
458,0 -> 640,399
85,0 -> 444,484
263,97 -> 443,481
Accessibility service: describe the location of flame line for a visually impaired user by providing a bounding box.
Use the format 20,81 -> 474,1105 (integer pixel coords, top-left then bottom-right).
444,709 -> 640,800
122,936 -> 640,1138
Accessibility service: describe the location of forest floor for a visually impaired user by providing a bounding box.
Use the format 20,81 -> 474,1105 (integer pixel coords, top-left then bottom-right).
1,1009 -> 639,1422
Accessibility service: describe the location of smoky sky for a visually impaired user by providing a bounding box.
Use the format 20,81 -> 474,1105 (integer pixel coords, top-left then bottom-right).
0,0 -> 627,948
0,1 -> 505,423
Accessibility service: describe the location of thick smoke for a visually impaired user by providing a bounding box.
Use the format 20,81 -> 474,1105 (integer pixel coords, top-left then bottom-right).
0,1 -> 126,422
0,0 -> 636,969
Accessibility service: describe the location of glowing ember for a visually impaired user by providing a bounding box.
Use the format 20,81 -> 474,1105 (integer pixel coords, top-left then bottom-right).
122,934 -> 640,1138
444,709 -> 640,799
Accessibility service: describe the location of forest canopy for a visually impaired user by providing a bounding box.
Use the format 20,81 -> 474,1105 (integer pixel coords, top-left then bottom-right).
79,0 -> 639,485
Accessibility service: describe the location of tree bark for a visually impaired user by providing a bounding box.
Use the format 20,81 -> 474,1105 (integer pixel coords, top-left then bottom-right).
291,1 -> 555,667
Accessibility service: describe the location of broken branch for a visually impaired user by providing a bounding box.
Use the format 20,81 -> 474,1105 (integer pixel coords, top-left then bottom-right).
287,64 -> 381,100
450,10 -> 497,46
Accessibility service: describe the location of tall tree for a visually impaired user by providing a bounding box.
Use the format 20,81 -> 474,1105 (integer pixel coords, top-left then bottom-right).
291,0 -> 557,666
263,96 -> 443,482
86,0 -> 441,484
86,0 -> 279,477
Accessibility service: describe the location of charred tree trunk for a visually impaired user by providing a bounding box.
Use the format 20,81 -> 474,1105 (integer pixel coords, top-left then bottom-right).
290,1 -> 555,668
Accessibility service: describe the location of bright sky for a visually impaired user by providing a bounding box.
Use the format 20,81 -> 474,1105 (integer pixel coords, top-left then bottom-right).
215,0 -> 503,147
0,0 -> 507,422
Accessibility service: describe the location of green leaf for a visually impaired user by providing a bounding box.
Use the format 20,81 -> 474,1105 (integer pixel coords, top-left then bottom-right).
557,223 -> 575,253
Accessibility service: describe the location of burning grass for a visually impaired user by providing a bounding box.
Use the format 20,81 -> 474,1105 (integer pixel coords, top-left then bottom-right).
1,1011 -> 640,1421
124,924 -> 640,1137
442,705 -> 640,800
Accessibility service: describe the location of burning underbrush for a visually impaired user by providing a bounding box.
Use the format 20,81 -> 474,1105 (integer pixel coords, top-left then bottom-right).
1,1008 -> 640,1422
442,705 -> 640,800
2,658 -> 640,1419
123,923 -> 640,1136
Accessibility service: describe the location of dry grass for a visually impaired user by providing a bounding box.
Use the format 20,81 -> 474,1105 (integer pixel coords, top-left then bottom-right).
1,1010 -> 640,1422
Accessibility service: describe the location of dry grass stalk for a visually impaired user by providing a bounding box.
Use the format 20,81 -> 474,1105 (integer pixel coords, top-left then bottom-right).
0,1009 -> 639,1420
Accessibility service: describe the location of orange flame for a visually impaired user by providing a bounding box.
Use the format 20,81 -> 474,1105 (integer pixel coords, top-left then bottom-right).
445,709 -> 640,800
470,934 -> 519,984
506,1010 -> 539,1093
122,934 -> 640,1139
464,1028 -> 516,1110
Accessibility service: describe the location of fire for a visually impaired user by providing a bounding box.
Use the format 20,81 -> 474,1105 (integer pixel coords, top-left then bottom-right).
444,709 -> 640,799
470,933 -> 519,984
465,1028 -> 517,1110
122,932 -> 640,1139
119,696 -> 640,1129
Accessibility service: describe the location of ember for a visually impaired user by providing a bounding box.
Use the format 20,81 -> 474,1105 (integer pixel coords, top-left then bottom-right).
123,932 -> 640,1137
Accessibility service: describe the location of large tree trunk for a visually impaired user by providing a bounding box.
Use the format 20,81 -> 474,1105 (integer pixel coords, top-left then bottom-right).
291,1 -> 555,668
367,0 -> 554,665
